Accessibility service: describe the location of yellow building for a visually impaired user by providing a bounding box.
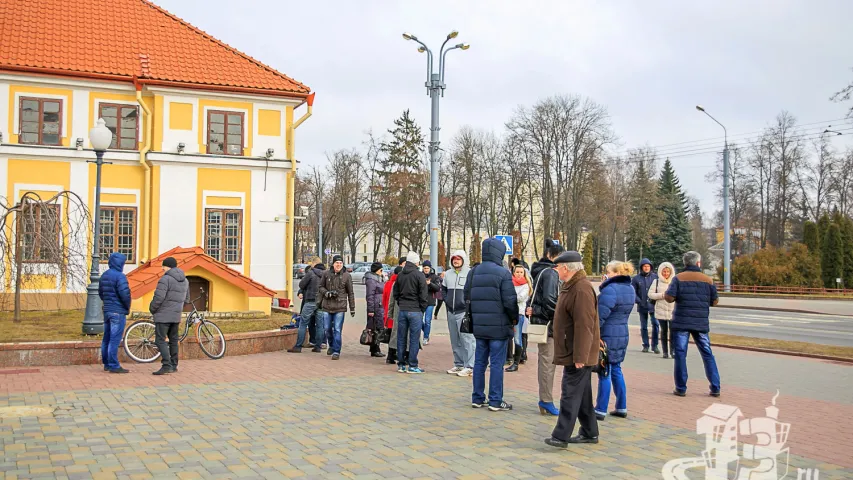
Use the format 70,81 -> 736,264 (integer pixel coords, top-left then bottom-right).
0,0 -> 313,310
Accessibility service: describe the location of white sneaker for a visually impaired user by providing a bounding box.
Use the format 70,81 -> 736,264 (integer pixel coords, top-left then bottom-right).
447,366 -> 463,374
456,368 -> 473,377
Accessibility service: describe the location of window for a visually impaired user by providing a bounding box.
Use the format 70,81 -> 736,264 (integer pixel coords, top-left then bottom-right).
205,209 -> 242,264
99,207 -> 137,263
99,104 -> 139,150
207,111 -> 244,156
19,97 -> 62,145
20,204 -> 61,262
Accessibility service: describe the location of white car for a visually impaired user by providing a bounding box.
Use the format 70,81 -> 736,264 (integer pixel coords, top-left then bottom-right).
350,265 -> 372,284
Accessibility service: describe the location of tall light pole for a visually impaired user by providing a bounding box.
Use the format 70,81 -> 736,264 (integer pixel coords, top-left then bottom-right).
402,31 -> 469,266
82,118 -> 113,334
696,105 -> 730,292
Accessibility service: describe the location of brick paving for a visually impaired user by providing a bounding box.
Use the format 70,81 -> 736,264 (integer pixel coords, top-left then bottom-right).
2,319 -> 853,479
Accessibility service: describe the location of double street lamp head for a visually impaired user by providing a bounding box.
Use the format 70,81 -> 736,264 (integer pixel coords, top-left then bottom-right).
695,105 -> 705,112
89,118 -> 112,151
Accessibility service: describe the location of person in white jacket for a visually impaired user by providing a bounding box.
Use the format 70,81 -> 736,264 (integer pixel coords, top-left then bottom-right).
647,262 -> 676,358
506,265 -> 532,372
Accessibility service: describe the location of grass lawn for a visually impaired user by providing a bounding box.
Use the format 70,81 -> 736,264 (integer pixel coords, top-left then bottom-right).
712,332 -> 853,360
0,310 -> 294,343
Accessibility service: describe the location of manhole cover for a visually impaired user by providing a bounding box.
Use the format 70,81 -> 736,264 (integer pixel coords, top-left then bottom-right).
0,406 -> 55,418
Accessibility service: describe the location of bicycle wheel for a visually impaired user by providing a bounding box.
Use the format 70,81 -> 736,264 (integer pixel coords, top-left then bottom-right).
123,320 -> 161,363
196,320 -> 226,359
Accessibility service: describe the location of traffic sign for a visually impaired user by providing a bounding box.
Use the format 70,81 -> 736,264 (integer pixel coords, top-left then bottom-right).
495,235 -> 513,255
324,248 -> 332,255
553,239 -> 560,245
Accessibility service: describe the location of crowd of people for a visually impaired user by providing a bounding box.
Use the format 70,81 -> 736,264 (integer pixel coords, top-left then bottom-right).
281,238 -> 722,448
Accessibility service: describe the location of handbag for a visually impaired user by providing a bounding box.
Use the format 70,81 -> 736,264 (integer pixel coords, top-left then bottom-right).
459,265 -> 477,334
378,328 -> 391,344
359,328 -> 374,346
649,279 -> 658,306
593,339 -> 609,377
527,272 -> 550,344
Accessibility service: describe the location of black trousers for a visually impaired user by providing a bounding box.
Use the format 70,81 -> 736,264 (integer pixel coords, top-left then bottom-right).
660,321 -> 671,355
552,365 -> 599,441
513,334 -> 528,363
155,323 -> 180,368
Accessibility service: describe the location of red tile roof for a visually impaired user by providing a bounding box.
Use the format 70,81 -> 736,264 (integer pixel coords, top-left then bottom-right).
0,0 -> 310,98
127,246 -> 276,299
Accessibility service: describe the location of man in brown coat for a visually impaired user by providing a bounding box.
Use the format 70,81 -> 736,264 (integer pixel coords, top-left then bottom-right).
545,251 -> 601,448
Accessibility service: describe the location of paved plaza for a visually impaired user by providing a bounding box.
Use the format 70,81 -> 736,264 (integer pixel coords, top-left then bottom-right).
2,309 -> 853,479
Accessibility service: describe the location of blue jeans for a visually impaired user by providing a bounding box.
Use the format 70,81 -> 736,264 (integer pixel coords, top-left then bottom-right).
327,312 -> 345,354
514,315 -> 526,346
672,330 -> 721,394
101,312 -> 126,370
423,306 -> 434,340
397,311 -> 423,368
472,338 -> 509,407
315,310 -> 327,346
595,362 -> 627,415
295,302 -> 317,348
639,310 -> 660,349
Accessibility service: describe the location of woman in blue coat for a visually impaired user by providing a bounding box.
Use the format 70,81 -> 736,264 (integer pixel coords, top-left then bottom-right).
595,260 -> 636,421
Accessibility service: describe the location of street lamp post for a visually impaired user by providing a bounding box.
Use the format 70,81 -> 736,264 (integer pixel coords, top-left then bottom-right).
402,31 -> 469,267
82,118 -> 113,334
696,105 -> 731,292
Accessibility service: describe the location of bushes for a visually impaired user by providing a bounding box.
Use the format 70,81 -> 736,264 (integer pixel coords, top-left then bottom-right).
731,244 -> 821,288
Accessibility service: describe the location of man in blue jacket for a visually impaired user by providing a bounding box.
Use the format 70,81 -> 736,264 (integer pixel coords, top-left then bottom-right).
98,252 -> 132,373
665,251 -> 721,398
464,237 -> 517,412
631,258 -> 659,353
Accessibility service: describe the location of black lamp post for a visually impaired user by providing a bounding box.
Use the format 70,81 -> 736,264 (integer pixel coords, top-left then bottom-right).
82,118 -> 113,335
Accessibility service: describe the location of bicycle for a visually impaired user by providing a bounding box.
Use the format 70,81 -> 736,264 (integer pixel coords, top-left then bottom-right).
123,289 -> 227,362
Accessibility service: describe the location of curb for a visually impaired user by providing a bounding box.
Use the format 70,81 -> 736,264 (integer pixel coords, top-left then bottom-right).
711,342 -> 853,364
715,304 -> 853,317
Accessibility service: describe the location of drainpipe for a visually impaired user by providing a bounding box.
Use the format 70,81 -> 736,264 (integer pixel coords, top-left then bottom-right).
285,93 -> 314,300
135,78 -> 153,263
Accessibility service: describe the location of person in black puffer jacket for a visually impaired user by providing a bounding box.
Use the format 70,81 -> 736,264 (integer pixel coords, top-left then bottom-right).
364,262 -> 386,357
149,257 -> 190,376
98,252 -> 131,374
393,252 -> 428,373
527,238 -> 565,416
464,237 -> 517,411
290,258 -> 325,353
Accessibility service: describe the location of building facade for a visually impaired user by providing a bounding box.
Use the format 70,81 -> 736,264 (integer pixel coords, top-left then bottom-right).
0,0 -> 312,309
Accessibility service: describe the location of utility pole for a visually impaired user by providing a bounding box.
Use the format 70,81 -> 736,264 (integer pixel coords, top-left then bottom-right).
402,31 -> 469,266
696,105 -> 730,291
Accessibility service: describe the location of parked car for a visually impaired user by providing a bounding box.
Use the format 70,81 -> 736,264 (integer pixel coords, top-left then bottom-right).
345,262 -> 371,273
350,265 -> 372,284
293,263 -> 309,278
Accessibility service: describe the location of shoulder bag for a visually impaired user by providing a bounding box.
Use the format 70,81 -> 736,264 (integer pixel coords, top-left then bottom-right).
460,266 -> 476,334
650,278 -> 658,306
527,272 -> 550,344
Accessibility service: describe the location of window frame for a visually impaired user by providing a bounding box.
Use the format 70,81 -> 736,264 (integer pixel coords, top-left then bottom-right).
19,203 -> 62,263
18,97 -> 63,146
206,110 -> 245,156
98,206 -> 138,264
98,103 -> 140,151
203,208 -> 243,264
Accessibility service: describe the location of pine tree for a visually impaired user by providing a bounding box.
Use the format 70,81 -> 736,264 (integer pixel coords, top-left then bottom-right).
821,223 -> 844,289
648,159 -> 693,266
582,234 -> 594,273
626,160 -> 660,263
840,217 -> 853,288
803,221 -> 820,256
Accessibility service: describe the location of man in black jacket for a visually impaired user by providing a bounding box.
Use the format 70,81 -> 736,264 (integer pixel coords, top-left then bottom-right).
290,258 -> 325,353
526,238 -> 565,416
393,251 -> 428,374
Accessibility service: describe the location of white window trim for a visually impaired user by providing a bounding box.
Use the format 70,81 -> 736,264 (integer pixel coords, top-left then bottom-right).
202,190 -> 246,266
97,188 -> 140,265
202,106 -> 250,149
13,93 -> 69,138
13,183 -> 64,292
93,100 -> 143,142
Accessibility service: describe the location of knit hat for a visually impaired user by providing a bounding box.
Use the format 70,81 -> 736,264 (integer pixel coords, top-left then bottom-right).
370,262 -> 383,273
406,251 -> 420,264
394,266 -> 403,275
422,259 -> 432,268
332,255 -> 343,264
162,257 -> 178,268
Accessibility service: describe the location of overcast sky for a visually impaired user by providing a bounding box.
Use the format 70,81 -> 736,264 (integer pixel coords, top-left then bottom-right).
157,0 -> 853,218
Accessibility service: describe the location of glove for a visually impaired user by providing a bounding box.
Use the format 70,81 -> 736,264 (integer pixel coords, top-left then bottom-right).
325,291 -> 333,298
350,311 -> 356,317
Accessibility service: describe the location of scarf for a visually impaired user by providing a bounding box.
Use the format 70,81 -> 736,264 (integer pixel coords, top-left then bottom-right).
512,275 -> 528,287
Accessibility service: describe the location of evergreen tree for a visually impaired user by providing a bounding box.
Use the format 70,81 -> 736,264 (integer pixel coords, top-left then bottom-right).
803,221 -> 820,255
582,234 -> 594,273
821,223 -> 844,289
841,217 -> 853,288
625,160 -> 660,263
817,213 -> 832,243
648,159 -> 693,266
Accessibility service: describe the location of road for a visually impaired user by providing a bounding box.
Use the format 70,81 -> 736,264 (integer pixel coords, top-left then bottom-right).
341,282 -> 853,347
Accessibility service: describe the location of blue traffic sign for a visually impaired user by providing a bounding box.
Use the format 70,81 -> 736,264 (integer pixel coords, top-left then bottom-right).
495,235 -> 514,255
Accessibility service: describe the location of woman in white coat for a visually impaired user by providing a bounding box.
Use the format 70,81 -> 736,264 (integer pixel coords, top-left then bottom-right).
506,265 -> 532,372
647,262 -> 676,358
